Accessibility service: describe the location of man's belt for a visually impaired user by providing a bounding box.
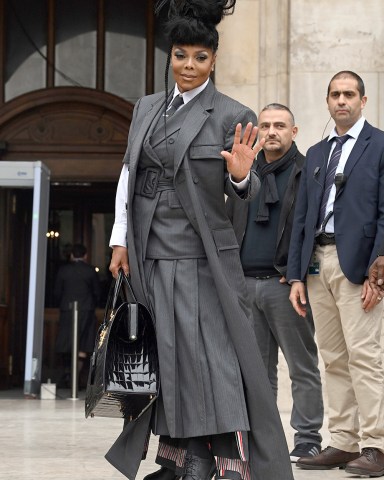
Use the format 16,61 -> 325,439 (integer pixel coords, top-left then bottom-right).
315,232 -> 336,246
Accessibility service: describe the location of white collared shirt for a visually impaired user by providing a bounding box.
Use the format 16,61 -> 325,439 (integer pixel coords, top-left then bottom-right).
172,78 -> 209,107
322,116 -> 365,233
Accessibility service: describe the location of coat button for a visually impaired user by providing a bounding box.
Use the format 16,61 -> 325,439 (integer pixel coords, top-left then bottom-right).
168,138 -> 175,144
193,177 -> 199,183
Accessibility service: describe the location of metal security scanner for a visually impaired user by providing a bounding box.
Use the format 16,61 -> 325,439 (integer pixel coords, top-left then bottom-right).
0,161 -> 50,396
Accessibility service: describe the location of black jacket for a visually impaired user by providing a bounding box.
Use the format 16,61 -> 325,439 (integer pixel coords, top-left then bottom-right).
54,260 -> 100,311
226,149 -> 305,277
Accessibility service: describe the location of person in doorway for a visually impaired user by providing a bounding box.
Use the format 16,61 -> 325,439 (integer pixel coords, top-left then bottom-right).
287,71 -> 384,476
54,243 -> 100,388
226,103 -> 324,463
106,1 -> 294,479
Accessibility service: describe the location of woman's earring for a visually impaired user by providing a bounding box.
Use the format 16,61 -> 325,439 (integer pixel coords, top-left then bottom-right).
211,66 -> 215,72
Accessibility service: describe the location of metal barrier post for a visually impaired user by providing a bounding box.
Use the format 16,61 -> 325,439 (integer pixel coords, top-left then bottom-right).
70,301 -> 79,400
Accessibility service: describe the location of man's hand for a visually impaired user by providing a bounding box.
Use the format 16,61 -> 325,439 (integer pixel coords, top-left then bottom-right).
109,246 -> 129,278
221,122 -> 265,182
368,256 -> 384,296
289,281 -> 307,317
361,278 -> 383,312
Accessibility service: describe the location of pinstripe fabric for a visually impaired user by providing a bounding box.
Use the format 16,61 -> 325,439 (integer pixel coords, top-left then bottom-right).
216,458 -> 250,480
235,432 -> 247,461
145,257 -> 249,438
135,97 -> 250,439
138,93 -> 251,478
156,437 -> 250,479
106,80 -> 294,480
157,441 -> 187,469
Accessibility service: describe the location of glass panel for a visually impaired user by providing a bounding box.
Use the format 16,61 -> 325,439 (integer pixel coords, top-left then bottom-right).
5,0 -> 46,101
55,0 -> 97,88
105,0 -> 146,102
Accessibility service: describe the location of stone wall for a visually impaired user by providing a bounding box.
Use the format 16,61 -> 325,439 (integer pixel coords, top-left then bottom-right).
217,0 -> 384,153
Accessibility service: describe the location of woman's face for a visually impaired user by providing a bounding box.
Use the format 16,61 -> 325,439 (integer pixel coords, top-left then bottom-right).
171,44 -> 216,93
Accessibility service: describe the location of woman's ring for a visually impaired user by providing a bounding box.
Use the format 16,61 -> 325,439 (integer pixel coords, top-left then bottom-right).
378,297 -> 382,301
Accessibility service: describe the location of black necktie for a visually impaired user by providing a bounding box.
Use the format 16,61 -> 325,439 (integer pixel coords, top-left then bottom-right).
164,95 -> 184,117
318,134 -> 350,228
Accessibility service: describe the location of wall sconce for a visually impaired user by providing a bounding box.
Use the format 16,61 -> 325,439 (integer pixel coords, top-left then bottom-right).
46,231 -> 60,238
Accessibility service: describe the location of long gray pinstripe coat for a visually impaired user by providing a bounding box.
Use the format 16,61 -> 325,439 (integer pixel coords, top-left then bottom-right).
105,80 -> 294,480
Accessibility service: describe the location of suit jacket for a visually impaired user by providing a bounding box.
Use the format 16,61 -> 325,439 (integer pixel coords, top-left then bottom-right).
105,80 -> 293,480
54,260 -> 100,311
123,80 -> 262,308
287,120 -> 384,284
226,149 -> 305,277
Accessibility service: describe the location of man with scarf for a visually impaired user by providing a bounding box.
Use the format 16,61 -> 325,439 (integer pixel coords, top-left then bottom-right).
226,103 -> 323,462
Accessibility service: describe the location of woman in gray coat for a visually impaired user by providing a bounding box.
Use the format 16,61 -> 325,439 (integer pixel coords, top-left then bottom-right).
108,1 -> 293,480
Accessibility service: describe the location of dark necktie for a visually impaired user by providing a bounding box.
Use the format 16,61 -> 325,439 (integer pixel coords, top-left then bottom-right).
164,94 -> 184,117
318,134 -> 350,228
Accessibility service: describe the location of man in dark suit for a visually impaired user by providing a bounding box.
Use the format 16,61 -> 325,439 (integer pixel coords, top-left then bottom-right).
226,103 -> 323,462
54,243 -> 100,387
287,71 -> 384,476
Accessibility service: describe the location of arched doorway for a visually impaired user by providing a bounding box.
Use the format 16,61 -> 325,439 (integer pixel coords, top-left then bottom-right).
0,86 -> 132,388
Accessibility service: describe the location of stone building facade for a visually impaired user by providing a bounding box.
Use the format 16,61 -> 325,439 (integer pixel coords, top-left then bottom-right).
218,0 -> 384,152
1,0 -> 383,389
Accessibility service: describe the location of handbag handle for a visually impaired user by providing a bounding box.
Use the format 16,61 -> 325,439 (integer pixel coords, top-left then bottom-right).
112,269 -> 137,306
102,270 -> 137,327
120,271 -> 137,304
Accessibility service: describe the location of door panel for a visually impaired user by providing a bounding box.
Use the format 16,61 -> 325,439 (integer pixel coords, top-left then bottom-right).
42,182 -> 115,383
0,189 -> 32,388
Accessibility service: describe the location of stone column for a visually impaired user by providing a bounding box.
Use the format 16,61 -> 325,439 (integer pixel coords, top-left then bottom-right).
257,0 -> 290,109
215,0 -> 290,116
215,0 -> 260,114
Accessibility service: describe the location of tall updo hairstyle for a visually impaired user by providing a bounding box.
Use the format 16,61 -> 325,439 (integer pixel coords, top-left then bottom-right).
155,0 -> 237,110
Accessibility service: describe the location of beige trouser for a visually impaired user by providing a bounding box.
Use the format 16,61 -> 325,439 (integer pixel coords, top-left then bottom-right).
307,245 -> 384,453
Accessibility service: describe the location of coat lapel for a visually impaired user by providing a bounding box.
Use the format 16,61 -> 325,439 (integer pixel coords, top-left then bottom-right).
174,81 -> 216,174
129,95 -> 166,173
127,94 -> 165,203
313,140 -> 331,205
343,121 -> 372,177
312,121 -> 372,208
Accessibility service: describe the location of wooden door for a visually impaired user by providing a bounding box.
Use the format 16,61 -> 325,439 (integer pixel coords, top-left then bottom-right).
0,87 -> 132,388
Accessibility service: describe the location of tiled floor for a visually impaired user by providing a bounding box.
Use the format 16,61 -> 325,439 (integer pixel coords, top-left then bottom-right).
0,388 -> 355,480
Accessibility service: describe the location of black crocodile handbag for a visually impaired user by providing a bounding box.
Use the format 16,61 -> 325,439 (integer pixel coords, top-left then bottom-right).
85,270 -> 159,420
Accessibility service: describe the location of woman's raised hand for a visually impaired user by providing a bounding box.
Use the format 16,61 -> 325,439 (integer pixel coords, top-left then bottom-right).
221,122 -> 265,182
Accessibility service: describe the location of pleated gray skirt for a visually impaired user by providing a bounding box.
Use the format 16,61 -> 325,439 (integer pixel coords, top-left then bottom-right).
144,257 -> 250,439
